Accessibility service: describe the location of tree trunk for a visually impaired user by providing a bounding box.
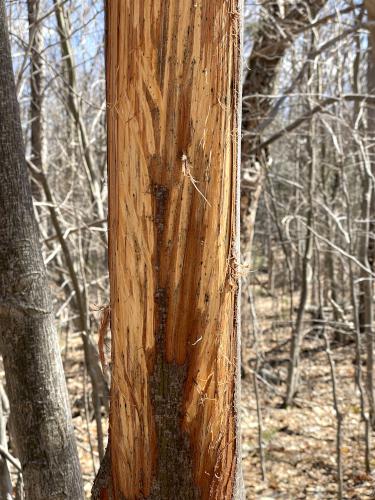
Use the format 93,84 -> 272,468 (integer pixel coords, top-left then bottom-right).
241,0 -> 327,260
361,0 -> 375,425
284,119 -> 316,407
27,0 -> 107,461
97,1 -> 243,499
240,2 -> 327,371
0,2 -> 83,498
28,0 -> 44,202
53,0 -> 106,224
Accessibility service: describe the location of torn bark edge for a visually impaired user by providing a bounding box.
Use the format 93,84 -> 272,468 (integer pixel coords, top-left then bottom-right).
92,445 -> 112,500
98,304 -> 111,373
233,1 -> 245,498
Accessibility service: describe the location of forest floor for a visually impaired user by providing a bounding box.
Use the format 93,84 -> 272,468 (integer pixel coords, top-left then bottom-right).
63,283 -> 375,499
241,282 -> 375,499
63,337 -> 104,497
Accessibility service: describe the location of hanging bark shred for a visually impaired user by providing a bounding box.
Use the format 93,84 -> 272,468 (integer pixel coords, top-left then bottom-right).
98,304 -> 111,372
101,1 -> 243,499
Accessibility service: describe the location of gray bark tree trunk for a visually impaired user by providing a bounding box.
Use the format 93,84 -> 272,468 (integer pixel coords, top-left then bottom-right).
362,0 -> 375,426
0,1 -> 83,498
28,0 -> 107,461
28,0 -> 44,201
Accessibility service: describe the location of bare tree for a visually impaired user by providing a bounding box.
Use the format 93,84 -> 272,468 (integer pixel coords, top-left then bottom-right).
25,0 -> 108,463
241,1 -> 327,259
27,0 -> 44,201
0,1 -> 83,497
53,0 -> 106,224
362,0 -> 375,426
285,115 -> 316,406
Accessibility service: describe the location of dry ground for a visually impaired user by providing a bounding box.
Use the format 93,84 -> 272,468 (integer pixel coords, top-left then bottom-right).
242,287 -> 375,499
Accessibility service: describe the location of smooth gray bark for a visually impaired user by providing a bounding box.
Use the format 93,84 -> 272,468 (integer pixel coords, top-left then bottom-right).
0,1 -> 83,498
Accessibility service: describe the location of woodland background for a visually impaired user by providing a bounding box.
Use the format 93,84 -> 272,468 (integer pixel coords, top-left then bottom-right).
3,0 -> 375,498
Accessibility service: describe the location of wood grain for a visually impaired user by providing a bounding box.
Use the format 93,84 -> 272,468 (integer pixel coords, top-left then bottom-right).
106,1 -> 242,498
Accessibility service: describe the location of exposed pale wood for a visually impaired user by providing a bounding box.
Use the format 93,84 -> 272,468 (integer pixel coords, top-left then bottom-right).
105,1 -> 242,498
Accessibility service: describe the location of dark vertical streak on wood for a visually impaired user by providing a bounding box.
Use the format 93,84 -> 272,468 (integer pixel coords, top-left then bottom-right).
150,184 -> 199,498
157,1 -> 170,89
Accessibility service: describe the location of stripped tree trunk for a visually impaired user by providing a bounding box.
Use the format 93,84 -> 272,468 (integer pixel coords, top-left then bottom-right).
96,1 -> 243,499
0,2 -> 83,498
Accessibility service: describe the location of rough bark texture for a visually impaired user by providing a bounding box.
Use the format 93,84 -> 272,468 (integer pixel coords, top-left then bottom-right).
103,1 -> 243,499
0,1 -> 83,498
